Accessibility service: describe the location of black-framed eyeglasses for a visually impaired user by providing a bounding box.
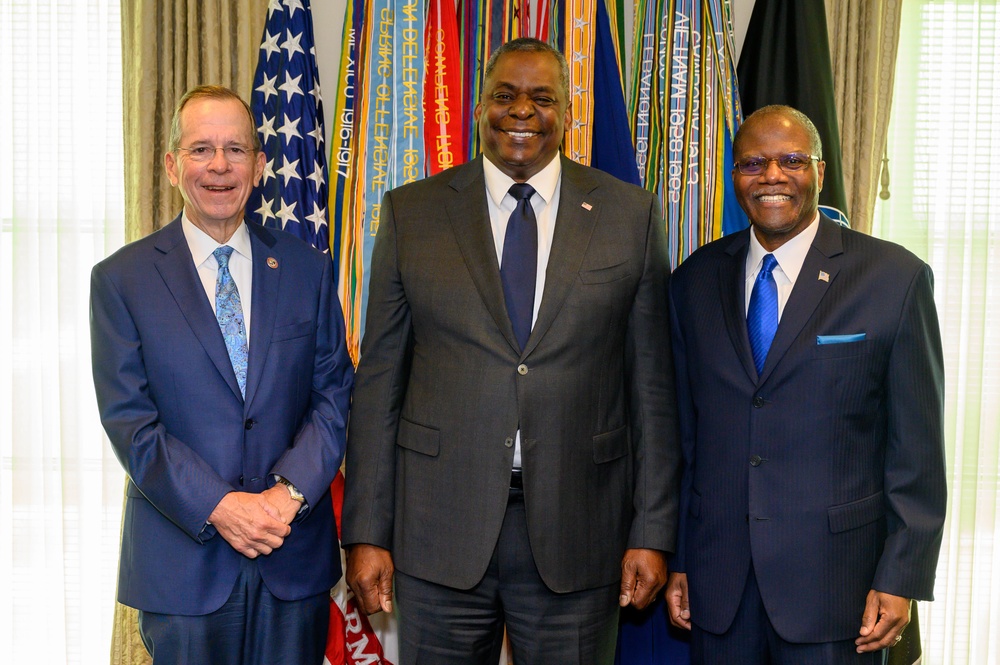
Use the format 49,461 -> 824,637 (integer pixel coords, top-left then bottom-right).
175,144 -> 255,164
734,153 -> 819,176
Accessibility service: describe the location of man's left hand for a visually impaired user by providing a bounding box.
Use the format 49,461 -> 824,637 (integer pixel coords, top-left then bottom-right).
856,590 -> 910,653
619,548 -> 667,610
262,484 -> 302,525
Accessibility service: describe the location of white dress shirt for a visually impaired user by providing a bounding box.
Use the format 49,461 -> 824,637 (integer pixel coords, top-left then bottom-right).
744,212 -> 821,321
482,154 -> 562,469
181,213 -> 254,343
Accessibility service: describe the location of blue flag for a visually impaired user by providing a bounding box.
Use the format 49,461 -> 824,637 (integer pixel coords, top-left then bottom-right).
247,0 -> 332,259
590,0 -> 640,186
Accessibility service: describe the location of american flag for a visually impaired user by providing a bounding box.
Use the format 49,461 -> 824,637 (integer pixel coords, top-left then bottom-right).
247,0 -> 330,255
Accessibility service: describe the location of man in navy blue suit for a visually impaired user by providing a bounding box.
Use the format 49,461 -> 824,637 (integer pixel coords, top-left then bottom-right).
91,86 -> 353,664
665,105 -> 946,664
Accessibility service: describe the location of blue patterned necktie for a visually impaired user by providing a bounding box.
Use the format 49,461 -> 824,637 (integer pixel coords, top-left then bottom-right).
500,183 -> 538,351
747,253 -> 779,376
214,246 -> 248,396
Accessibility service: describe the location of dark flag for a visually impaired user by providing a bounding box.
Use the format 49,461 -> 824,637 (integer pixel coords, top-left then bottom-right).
737,0 -> 849,221
590,0 -> 640,186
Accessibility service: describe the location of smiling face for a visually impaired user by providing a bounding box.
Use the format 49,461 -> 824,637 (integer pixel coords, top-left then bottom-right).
164,97 -> 265,242
733,111 -> 825,251
474,50 -> 571,182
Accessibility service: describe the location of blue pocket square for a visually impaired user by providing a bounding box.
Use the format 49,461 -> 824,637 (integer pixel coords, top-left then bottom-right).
816,333 -> 866,345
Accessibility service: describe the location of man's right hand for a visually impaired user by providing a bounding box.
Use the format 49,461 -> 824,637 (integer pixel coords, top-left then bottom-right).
346,544 -> 395,615
208,491 -> 292,558
665,571 -> 692,630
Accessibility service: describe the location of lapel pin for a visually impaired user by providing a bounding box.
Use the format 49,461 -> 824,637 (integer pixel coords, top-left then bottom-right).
267,257 -> 279,269
581,202 -> 593,211
818,270 -> 829,282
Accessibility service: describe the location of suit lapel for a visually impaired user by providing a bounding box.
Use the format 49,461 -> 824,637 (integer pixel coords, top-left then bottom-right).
244,223 -> 280,409
720,231 -> 759,382
153,217 -> 243,401
444,157 -> 521,353
759,216 -> 844,383
524,157 -> 601,356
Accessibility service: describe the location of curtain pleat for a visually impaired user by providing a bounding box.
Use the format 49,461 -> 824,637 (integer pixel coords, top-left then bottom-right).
825,0 -> 902,234
121,0 -> 266,242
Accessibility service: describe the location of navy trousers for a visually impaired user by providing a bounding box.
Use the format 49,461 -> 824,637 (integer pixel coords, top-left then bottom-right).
138,556 -> 329,665
691,565 -> 887,665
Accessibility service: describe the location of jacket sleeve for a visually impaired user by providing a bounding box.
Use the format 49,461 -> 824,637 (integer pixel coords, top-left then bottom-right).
269,255 -> 355,514
624,193 -> 681,554
90,261 -> 233,542
872,262 -> 947,600
341,190 -> 413,549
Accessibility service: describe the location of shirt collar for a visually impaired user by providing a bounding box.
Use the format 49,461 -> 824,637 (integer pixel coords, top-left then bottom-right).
482,153 -> 561,207
746,212 -> 821,283
181,212 -> 252,266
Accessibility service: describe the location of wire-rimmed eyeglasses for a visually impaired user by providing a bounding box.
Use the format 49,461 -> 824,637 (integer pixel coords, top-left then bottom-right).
175,144 -> 255,164
734,153 -> 819,176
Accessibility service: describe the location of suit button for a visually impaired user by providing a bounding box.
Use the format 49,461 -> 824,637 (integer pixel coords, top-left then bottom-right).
239,475 -> 245,486
752,396 -> 765,408
517,364 -> 528,375
504,437 -> 514,448
750,455 -> 763,467
245,419 -> 255,430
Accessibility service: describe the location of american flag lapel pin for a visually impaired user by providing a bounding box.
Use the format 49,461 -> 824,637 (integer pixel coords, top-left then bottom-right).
581,202 -> 593,211
818,270 -> 829,282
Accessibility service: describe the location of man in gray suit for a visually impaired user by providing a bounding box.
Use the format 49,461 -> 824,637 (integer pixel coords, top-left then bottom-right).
342,38 -> 679,664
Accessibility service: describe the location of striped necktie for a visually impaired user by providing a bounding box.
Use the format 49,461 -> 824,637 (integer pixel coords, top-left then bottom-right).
747,253 -> 779,376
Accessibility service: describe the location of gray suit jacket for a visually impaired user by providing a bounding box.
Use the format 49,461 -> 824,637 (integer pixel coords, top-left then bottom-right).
343,156 -> 680,592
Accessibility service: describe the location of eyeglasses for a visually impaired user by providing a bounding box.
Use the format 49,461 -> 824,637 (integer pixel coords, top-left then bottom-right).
734,153 -> 819,176
175,144 -> 255,164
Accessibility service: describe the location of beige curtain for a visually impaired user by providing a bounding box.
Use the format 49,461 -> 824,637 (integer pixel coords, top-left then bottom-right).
825,0 -> 903,235
113,2 -> 265,663
827,6 -> 923,664
121,0 -> 266,242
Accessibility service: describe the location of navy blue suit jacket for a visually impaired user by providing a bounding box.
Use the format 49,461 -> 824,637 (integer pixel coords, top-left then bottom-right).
91,216 -> 353,615
668,216 -> 946,642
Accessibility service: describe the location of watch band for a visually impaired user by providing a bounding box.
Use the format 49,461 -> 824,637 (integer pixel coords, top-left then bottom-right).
276,476 -> 305,503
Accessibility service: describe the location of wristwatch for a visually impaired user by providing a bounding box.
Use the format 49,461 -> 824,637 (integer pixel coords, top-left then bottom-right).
275,476 -> 305,503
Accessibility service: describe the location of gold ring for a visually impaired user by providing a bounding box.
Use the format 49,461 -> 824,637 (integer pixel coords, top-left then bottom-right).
894,635 -> 903,644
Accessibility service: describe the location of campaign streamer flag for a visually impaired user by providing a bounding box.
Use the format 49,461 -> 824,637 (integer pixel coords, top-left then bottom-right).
628,0 -> 745,266
331,0 -> 364,364
462,0 -> 508,159
424,0 -> 466,175
737,0 -> 849,222
247,0 -> 331,263
562,0 -> 596,165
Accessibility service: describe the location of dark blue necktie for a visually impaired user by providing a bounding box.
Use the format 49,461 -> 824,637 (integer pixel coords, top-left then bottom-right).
747,253 -> 779,376
500,183 -> 538,351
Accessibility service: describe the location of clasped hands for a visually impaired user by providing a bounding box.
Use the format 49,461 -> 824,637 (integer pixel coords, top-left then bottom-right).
208,485 -> 302,558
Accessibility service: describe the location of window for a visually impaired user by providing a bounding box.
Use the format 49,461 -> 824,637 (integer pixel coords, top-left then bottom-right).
0,1 -> 126,662
875,1 -> 1000,662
